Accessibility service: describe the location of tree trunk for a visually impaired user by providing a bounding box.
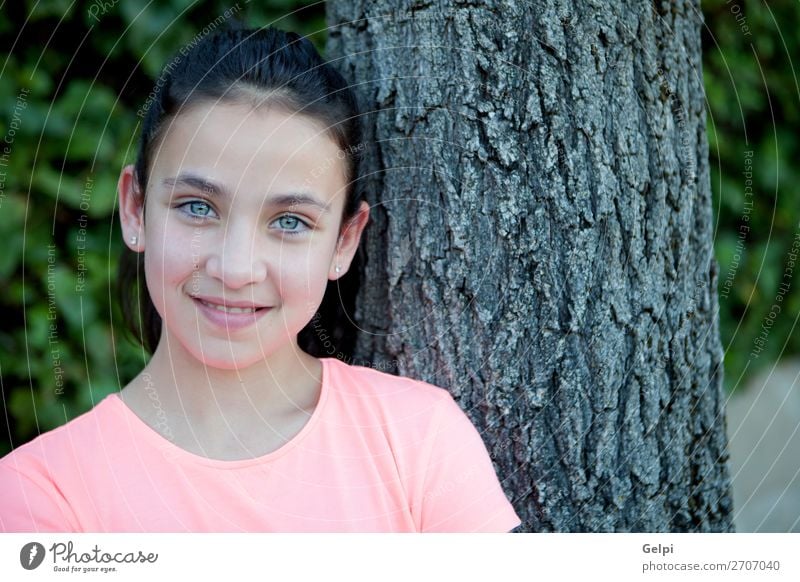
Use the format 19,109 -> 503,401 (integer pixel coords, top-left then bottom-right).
325,0 -> 734,532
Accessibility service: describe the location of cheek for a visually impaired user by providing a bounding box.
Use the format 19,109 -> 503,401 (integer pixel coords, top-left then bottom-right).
275,253 -> 327,291
142,228 -> 198,309
274,248 -> 332,309
145,240 -> 196,276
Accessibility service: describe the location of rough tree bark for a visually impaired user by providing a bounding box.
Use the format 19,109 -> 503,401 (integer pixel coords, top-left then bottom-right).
325,0 -> 733,531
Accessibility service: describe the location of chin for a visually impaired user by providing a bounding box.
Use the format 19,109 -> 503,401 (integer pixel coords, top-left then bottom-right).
189,350 -> 264,370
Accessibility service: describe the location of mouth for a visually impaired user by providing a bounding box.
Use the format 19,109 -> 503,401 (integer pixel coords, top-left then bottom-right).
195,298 -> 268,314
191,296 -> 273,331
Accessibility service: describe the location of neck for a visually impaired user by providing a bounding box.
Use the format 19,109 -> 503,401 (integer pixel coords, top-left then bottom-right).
129,328 -> 322,428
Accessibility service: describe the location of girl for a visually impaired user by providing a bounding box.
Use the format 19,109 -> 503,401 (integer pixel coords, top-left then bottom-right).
0,25 -> 521,533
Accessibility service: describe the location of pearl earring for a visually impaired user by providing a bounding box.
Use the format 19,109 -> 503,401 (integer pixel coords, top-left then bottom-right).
335,265 -> 342,274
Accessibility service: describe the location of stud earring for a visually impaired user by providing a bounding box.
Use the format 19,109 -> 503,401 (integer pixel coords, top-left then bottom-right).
130,235 -> 138,245
335,265 -> 342,274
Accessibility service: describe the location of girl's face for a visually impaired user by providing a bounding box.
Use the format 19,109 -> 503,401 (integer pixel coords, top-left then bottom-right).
118,101 -> 369,369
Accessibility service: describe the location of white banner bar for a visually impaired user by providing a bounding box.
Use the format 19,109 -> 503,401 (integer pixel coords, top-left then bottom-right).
1,533 -> 797,581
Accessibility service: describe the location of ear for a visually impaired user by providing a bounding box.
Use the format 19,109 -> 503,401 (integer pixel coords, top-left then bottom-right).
118,164 -> 145,252
330,201 -> 370,280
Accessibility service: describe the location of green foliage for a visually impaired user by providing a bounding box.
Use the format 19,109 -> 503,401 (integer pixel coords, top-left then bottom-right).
0,0 -> 326,456
702,0 -> 800,393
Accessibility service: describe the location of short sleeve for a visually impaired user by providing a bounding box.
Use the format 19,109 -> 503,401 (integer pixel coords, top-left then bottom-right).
0,463 -> 80,532
419,393 -> 522,533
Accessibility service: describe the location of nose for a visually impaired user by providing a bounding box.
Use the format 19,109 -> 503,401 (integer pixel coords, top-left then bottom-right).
204,221 -> 268,289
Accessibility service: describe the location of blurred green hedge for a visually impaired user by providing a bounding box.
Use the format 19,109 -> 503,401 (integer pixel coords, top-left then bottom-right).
1,1 -> 797,455
702,0 -> 799,393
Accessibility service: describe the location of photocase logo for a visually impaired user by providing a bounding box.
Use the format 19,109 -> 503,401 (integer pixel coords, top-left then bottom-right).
19,542 -> 46,570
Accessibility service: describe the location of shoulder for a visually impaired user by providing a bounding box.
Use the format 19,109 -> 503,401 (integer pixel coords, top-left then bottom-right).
322,357 -> 475,456
324,357 -> 455,417
0,394 -> 120,532
322,359 -> 520,532
0,394 -> 120,478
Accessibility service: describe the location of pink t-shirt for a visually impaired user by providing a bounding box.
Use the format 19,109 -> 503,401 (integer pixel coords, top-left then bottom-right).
0,357 -> 521,532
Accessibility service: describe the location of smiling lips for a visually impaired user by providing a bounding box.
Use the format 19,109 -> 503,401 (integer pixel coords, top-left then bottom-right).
198,299 -> 260,313
190,294 -> 272,330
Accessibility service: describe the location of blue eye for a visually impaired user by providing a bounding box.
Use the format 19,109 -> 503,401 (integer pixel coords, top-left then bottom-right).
177,200 -> 216,220
274,214 -> 309,235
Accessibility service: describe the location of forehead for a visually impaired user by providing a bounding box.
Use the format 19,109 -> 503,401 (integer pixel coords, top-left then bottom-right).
149,101 -> 347,205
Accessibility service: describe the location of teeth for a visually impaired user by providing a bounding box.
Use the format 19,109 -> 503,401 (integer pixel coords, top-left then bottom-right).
200,300 -> 258,314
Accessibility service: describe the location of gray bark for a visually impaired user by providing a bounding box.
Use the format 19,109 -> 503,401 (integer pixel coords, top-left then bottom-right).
325,0 -> 733,532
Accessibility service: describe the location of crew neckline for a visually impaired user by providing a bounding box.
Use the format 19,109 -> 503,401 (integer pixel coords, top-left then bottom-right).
107,357 -> 333,469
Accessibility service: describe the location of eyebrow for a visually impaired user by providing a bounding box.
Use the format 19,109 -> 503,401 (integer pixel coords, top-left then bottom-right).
161,172 -> 331,212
